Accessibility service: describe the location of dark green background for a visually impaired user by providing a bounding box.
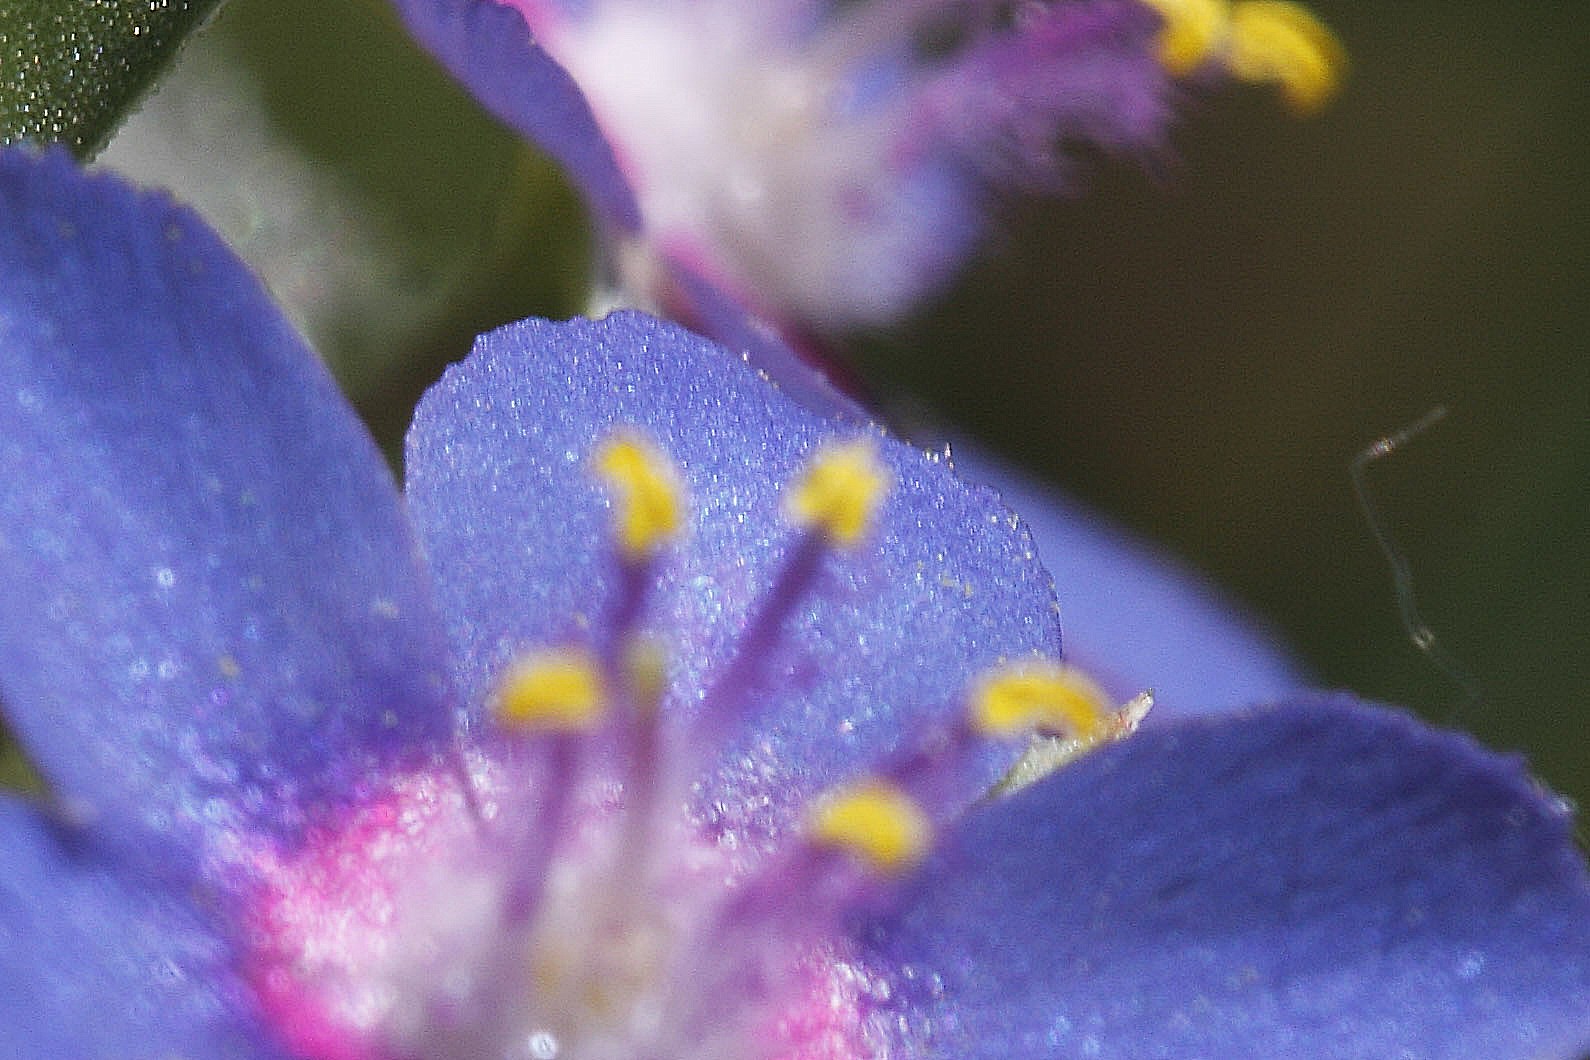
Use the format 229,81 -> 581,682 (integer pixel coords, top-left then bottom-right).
886,3 -> 1589,821
5,0 -> 1586,830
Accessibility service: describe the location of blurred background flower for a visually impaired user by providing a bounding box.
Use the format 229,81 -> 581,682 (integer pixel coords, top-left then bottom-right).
37,0 -> 1584,821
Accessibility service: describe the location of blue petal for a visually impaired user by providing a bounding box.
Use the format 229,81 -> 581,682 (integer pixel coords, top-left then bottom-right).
0,148 -> 455,863
393,0 -> 642,230
865,696 -> 1590,1058
405,311 -> 1061,844
945,442 -> 1307,714
0,797 -> 286,1059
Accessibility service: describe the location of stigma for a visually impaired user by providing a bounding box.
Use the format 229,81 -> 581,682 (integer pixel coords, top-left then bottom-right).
243,428 -> 1145,1060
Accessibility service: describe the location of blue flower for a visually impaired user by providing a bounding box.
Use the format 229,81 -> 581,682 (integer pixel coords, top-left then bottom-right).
393,0 -> 1344,332
4,148 -> 1589,1059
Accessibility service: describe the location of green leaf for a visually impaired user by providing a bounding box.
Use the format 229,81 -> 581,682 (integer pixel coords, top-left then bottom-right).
1,0 -> 225,157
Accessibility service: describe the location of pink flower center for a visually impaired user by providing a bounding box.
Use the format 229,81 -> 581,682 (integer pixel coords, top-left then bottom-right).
237,430 -> 1132,1059
243,755 -> 889,1060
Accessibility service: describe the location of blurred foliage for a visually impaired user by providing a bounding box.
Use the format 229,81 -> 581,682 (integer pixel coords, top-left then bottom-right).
0,740 -> 41,793
0,0 -> 223,155
127,0 -> 590,435
1,0 -> 1583,833
201,0 -> 591,450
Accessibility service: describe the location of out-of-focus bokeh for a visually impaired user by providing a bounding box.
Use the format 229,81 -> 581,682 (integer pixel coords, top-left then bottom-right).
878,3 -> 1589,818
59,0 -> 1584,817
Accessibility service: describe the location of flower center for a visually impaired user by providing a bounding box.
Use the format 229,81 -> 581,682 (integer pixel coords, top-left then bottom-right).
241,431 -> 1142,1060
244,754 -> 887,1060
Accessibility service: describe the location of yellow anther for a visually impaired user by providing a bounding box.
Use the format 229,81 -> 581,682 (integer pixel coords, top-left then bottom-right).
1141,0 -> 1231,75
971,661 -> 1112,741
1227,1 -> 1346,114
494,648 -> 607,732
1141,0 -> 1343,113
593,433 -> 686,560
807,780 -> 931,874
786,438 -> 890,547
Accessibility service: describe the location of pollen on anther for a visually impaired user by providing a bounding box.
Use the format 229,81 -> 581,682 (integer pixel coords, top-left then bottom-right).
786,438 -> 890,547
807,780 -> 931,874
594,432 -> 686,559
971,661 -> 1112,741
494,648 -> 607,732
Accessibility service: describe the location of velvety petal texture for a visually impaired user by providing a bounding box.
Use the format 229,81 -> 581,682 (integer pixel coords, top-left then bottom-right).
867,695 -> 1590,1058
0,148 -> 455,864
392,0 -> 641,230
406,311 -> 1062,843
946,441 -> 1307,715
0,798 -> 283,1059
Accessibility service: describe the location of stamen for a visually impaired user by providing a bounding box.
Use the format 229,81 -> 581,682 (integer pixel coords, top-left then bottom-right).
493,648 -> 608,733
1226,1 -> 1345,113
688,437 -> 891,752
1142,0 -> 1232,75
785,438 -> 890,548
489,648 -> 616,927
593,430 -> 687,661
991,690 -> 1155,797
594,432 -> 686,561
621,634 -> 669,720
807,780 -> 932,874
615,634 -> 668,868
970,659 -> 1113,741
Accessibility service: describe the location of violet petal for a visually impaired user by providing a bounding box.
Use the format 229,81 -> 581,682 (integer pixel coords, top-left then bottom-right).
867,695 -> 1590,1058
0,147 -> 455,865
0,796 -> 284,1058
